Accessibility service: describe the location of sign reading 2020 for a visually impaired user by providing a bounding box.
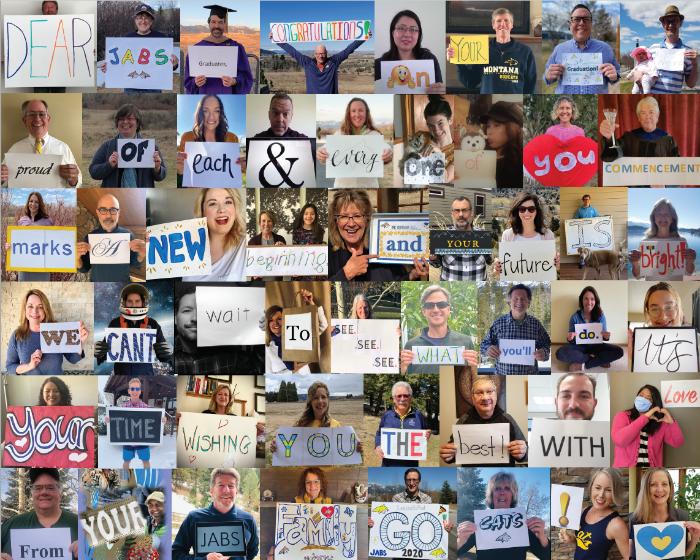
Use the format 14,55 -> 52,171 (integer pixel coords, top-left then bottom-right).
369,502 -> 448,559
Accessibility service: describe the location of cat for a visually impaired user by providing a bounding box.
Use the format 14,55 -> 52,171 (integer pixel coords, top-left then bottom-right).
398,133 -> 432,176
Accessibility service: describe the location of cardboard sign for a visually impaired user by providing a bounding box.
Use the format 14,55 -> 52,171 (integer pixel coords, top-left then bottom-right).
498,339 -> 536,365
498,240 -> 557,281
117,138 -> 156,169
653,49 -> 686,72
89,232 -> 132,264
562,53 -> 603,86
634,523 -> 686,560
5,154 -> 62,188
454,151 -> 497,188
11,528 -> 71,560
270,20 -> 371,42
105,328 -> 157,363
273,426 -> 361,466
188,45 -> 238,78
633,327 -> 698,373
661,379 -> 700,407
369,213 -> 430,264
325,135 -> 386,178
246,139 -> 316,188
105,37 -> 172,89
196,286 -> 266,347
474,507 -> 529,551
404,153 -> 446,185
147,218 -> 212,279
430,229 -> 492,255
380,428 -> 428,461
275,503 -> 357,560
182,142 -> 242,188
107,407 -> 164,446
565,217 -> 614,254
39,322 -> 82,354
369,502 -> 448,559
3,406 -> 94,467
379,60 -> 435,94
4,15 -> 95,88
523,135 -> 598,188
449,35 -> 489,64
603,158 -> 700,186
551,484 -> 585,530
330,319 -> 400,373
575,323 -> 603,345
282,306 -> 319,362
452,423 -> 509,465
246,245 -> 328,277
412,346 -> 465,365
80,496 -> 147,547
195,522 -> 246,556
6,226 -> 76,272
639,240 -> 687,277
177,412 -> 256,467
529,418 -> 609,467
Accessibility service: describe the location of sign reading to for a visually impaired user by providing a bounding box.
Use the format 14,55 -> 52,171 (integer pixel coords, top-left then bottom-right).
452,424 -> 509,465
5,154 -> 63,188
639,241 -> 687,277
330,319 -> 399,373
661,380 -> 700,407
246,245 -> 328,277
117,138 -> 156,169
273,426 -> 361,466
529,418 -> 609,467
147,218 -> 212,279
379,60 -> 435,94
369,213 -> 430,264
196,286 -> 266,347
246,139 -> 316,188
105,37 -> 172,89
565,217 -> 614,254
284,312 -> 313,351
39,322 -> 82,354
633,327 -> 698,373
455,151 -> 497,187
575,323 -> 603,345
369,502 -> 448,559
603,158 -> 700,186
430,230 -> 492,255
325,135 -> 386,178
412,346 -> 465,365
188,45 -> 238,78
474,507 -> 529,551
177,412 -> 256,468
183,142 -> 242,188
7,226 -> 76,272
523,135 -> 598,188
562,53 -> 603,86
404,153 -> 446,184
551,484 -> 584,530
107,407 -> 164,446
449,35 -> 489,64
195,522 -> 246,557
105,328 -> 157,363
498,240 -> 557,281
89,232 -> 132,264
380,428 -> 428,461
11,528 -> 72,560
80,496 -> 147,547
634,523 -> 686,560
270,20 -> 371,42
498,339 -> 535,366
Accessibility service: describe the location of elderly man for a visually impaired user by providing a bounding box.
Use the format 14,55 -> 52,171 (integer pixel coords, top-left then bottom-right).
649,5 -> 698,93
1,468 -> 79,560
439,377 -> 528,466
543,4 -> 620,93
400,284 -> 478,374
184,5 -> 253,94
76,194 -> 145,282
480,283 -> 551,375
173,468 -> 259,560
1,100 -> 81,187
145,491 -> 166,550
556,372 -> 598,420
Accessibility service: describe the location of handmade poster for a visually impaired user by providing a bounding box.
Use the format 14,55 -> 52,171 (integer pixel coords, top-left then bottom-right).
105,37 -> 173,89
369,213 -> 429,264
661,379 -> 700,407
182,142 -> 242,188
330,319 -> 359,339
498,240 -> 557,281
270,20 -> 371,42
274,503 -> 357,560
246,138 -> 316,188
634,523 -> 686,560
107,407 -> 164,446
88,232 -> 132,264
633,327 -> 698,373
474,507 -> 529,551
529,418 -> 609,467
412,346 -> 465,365
454,151 -> 497,188
498,339 -> 536,365
117,138 -> 156,169
3,405 -> 94,467
6,226 -> 76,272
195,521 -> 246,556
369,352 -> 401,373
639,240 -> 687,277
39,322 -> 82,354
369,502 -> 448,559
246,245 -> 328,277
330,318 -> 400,373
523,135 -> 598,188
575,323 -> 603,345
354,335 -> 381,355
404,153 -> 446,184
5,154 -> 62,188
325,135 -> 386,178
282,306 -> 319,362
11,528 -> 71,560
452,423 -> 509,465
430,229 -> 492,255
561,53 -> 603,86
196,286 -> 266,347
449,35 -> 489,64
147,218 -> 212,279
4,15 -> 95,87
104,328 -> 157,363
565,217 -> 614,254
603,158 -> 700,186
177,412 -> 257,467
80,496 -> 147,547
380,428 -> 428,461
188,45 -> 238,78
551,484 -> 585,530
653,49 -> 686,72
380,60 -> 435,94
273,426 -> 361,466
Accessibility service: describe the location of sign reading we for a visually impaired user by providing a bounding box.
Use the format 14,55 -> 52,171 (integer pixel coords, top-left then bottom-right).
380,428 -> 427,461
40,322 -> 82,354
565,217 -> 614,254
107,407 -> 164,446
105,37 -> 173,90
7,226 -> 76,272
177,412 -> 256,467
147,218 -> 212,280
273,426 -> 361,466
182,142 -> 242,188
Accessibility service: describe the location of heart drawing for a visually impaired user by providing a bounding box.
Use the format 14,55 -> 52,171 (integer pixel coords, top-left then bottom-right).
218,419 -> 229,429
523,135 -> 598,188
189,455 -> 197,464
68,452 -> 88,463
637,525 -> 685,558
321,506 -> 334,519
14,437 -> 28,448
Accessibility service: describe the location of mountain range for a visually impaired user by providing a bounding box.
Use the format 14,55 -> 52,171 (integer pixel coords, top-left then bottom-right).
180,25 -> 259,34
628,217 -> 693,232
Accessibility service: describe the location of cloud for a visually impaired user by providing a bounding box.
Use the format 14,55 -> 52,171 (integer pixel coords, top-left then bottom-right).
620,26 -> 635,39
621,1 -> 700,27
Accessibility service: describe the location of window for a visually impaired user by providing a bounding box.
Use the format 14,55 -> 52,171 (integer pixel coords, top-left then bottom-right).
429,187 -> 445,198
475,194 -> 485,218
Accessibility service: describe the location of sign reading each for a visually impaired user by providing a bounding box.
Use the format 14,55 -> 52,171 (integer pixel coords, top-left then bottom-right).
561,53 -> 603,86
430,230 -> 492,255
498,240 -> 557,281
5,154 -> 62,188
639,241 -> 687,277
6,226 -> 76,272
196,286 -> 266,347
80,496 -> 147,547
182,142 -> 242,188
454,150 -> 497,187
246,245 -> 328,277
39,322 -> 82,354
661,380 -> 700,407
523,135 -> 598,189
653,49 -> 686,72
246,139 -> 316,188
117,138 -> 156,169
412,346 -> 465,365
551,484 -> 585,530
107,407 -> 164,446
369,502 -> 448,559
498,339 -> 535,366
565,217 -> 614,254
575,323 -> 603,345
270,20 -> 371,43
633,522 -> 686,560
105,328 -> 157,363
325,135 -> 386,178
89,232 -> 132,264
452,423 -> 509,465
633,327 -> 698,373
404,153 -> 446,184
369,213 -> 430,264
380,428 -> 428,461
529,418 -> 609,467
474,507 -> 529,551
147,218 -> 212,279
330,319 -> 400,373
105,37 -> 173,90
187,45 -> 238,78
177,412 -> 257,468
284,312 -> 313,351
195,522 -> 246,556
380,60 -> 435,94
273,426 -> 361,466
11,528 -> 72,560
449,35 -> 489,64
603,157 -> 700,186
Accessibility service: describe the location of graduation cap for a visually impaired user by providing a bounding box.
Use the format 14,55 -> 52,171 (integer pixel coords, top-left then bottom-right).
204,4 -> 236,20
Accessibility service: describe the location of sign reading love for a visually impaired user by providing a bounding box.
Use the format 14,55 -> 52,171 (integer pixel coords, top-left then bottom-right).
634,523 -> 685,560
524,135 -> 598,188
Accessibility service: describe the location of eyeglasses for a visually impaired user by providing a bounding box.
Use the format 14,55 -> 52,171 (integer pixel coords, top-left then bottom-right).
405,478 -> 420,484
29,484 -> 59,493
306,480 -> 321,486
570,17 -> 592,24
25,112 -> 48,119
422,301 -> 449,310
336,214 -> 366,225
452,209 -> 472,215
98,207 -> 120,215
518,206 -> 537,214
649,304 -> 678,317
394,394 -> 411,400
473,389 -> 496,399
662,18 -> 682,26
394,25 -> 420,34
129,387 -> 141,391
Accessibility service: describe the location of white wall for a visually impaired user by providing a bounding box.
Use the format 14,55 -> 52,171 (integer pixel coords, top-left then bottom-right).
5,375 -> 97,405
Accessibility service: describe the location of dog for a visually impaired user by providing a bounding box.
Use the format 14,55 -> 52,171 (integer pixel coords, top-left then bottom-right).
578,247 -> 626,280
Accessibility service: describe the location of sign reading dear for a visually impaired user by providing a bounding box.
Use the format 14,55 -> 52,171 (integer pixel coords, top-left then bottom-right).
449,35 -> 489,64
147,218 -> 212,279
430,230 -> 492,255
330,318 -> 400,373
187,45 -> 238,78
529,418 -> 609,467
7,226 -> 76,272
498,339 -> 535,366
80,496 -> 147,547
380,428 -> 427,461
105,37 -> 173,89
551,484 -> 585,530
247,139 -> 316,188
452,423 -> 509,465
634,523 -> 686,560
246,245 -> 328,277
633,327 -> 699,373
107,407 -> 164,446
369,213 -> 429,264
325,135 -> 385,178
105,328 -> 157,363
639,240 -> 687,277
661,380 -> 700,407
369,502 -> 448,559
3,406 -> 94,467
40,322 -> 82,354
562,53 -> 603,86
273,426 -> 361,466
89,232 -> 132,264
271,20 -> 371,42
565,217 -> 613,254
575,323 -> 603,345
5,154 -> 62,188
196,286 -> 266,347
524,135 -> 598,189
4,15 -> 95,88
195,521 -> 246,557
412,346 -> 465,365
455,150 -> 497,187
380,60 -> 435,94
177,412 -> 256,468
183,142 -> 242,188
404,153 -> 445,185
474,507 -> 529,551
498,240 -> 557,281
604,158 -> 700,186
11,528 -> 72,560
117,138 -> 156,169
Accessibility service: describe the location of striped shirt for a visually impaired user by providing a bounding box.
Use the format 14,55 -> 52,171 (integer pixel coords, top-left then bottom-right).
636,429 -> 650,466
543,37 -> 620,93
649,39 -> 694,94
480,313 -> 552,375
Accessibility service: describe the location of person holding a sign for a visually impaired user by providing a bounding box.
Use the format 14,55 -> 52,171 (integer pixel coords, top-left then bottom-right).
648,6 -> 698,94
291,202 -> 326,281
89,104 -> 167,188
37,376 -> 73,406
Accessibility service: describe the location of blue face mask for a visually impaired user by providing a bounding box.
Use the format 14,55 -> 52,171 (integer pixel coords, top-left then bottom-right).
635,396 -> 652,412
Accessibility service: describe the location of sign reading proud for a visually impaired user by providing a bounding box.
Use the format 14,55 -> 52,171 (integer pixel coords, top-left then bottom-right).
5,154 -> 63,188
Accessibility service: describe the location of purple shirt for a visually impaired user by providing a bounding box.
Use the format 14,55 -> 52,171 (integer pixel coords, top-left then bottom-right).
184,39 -> 253,94
17,216 -> 54,226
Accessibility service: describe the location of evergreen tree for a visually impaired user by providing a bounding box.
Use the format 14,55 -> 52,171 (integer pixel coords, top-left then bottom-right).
292,382 -> 300,402
439,480 -> 455,504
457,468 -> 487,523
279,380 -> 288,402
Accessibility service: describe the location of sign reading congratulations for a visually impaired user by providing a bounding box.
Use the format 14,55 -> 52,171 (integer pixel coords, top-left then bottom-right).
270,20 -> 371,43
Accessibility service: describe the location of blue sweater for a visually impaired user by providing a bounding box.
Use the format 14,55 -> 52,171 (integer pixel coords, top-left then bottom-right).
77,225 -> 142,282
573,206 -> 600,219
374,407 -> 428,467
6,330 -> 85,375
172,503 -> 259,560
89,134 -> 167,188
456,38 -> 537,93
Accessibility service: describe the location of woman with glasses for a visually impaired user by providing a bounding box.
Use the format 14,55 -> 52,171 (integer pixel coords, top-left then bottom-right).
37,376 -> 72,406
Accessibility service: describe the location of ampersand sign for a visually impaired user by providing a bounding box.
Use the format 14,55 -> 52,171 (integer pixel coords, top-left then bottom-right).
523,135 -> 598,188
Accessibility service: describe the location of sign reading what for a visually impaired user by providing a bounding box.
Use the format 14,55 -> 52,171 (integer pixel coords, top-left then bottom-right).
5,154 -> 63,188
11,528 -> 72,560
634,523 -> 686,560
105,328 -> 157,363
379,60 -> 435,94
330,318 -> 399,373
380,428 -> 428,461
89,232 -> 132,264
430,229 -> 492,255
498,339 -> 535,366
474,507 -> 530,551
80,496 -> 147,547
575,322 -> 603,345
107,407 -> 164,446
325,135 -> 386,178
603,158 -> 700,186
246,245 -> 328,277
661,380 -> 700,407
270,20 -> 371,43
246,138 -> 316,188
498,240 -> 557,281
565,217 -> 614,254
147,218 -> 212,280
639,240 -> 687,277
404,153 -> 446,184
196,286 -> 266,347
412,346 -> 465,365
449,35 -> 489,64
105,37 -> 172,89
369,213 -> 429,264
40,322 -> 82,354
562,53 -> 603,86
177,412 -> 256,468
632,327 -> 698,373
117,138 -> 156,169
551,484 -> 585,530
195,521 -> 246,557
188,45 -> 238,78
7,226 -> 76,272
529,418 -> 609,468
452,423 -> 509,465
273,426 -> 361,466
369,502 -> 448,559
183,142 -> 242,188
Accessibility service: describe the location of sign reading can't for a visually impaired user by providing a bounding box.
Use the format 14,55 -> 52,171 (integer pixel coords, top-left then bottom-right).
195,521 -> 247,556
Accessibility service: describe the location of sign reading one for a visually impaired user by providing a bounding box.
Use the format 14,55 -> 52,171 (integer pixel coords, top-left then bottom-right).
330,319 -> 400,373
39,322 -> 82,354
661,380 -> 700,407
11,528 -> 72,560
632,327 -> 698,373
633,523 -> 686,560
89,232 -> 132,264
474,507 -> 529,551
449,35 -> 489,64
603,158 -> 700,186
246,139 -> 316,188
325,135 -> 386,178
498,339 -> 535,366
147,218 -> 212,279
117,138 -> 156,169
105,328 -> 157,363
430,230 -> 492,255
5,154 -> 63,188
107,407 -> 164,446
639,241 -> 687,277
452,424 -> 509,465
7,226 -> 76,272
380,428 -> 428,461
247,245 -> 328,277
498,240 -> 557,281
270,20 -> 371,42
105,37 -> 173,89
562,53 -> 603,86
575,323 -> 603,345
523,135 -> 598,188
379,60 -> 435,94
187,45 -> 238,78
196,286 -> 266,347
195,522 -> 246,557
177,412 -> 256,468
565,217 -> 614,254
80,496 -> 147,547
455,151 -> 497,187
273,426 -> 361,466
182,142 -> 242,188
551,484 -> 585,530
412,346 -> 465,365
529,418 -> 609,467
369,213 -> 430,264
404,153 -> 446,184
369,502 -> 448,559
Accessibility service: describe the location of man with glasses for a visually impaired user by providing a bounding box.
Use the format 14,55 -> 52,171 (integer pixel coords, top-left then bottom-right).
439,377 -> 528,466
648,5 -> 698,93
1,100 -> 81,187
1,468 -> 79,560
76,193 -> 146,282
555,372 -> 598,420
543,4 -> 620,93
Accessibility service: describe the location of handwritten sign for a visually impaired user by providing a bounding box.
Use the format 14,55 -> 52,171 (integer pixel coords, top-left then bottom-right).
270,20 -> 370,42
177,412 -> 256,467
404,153 -> 446,184
89,232 -> 131,264
11,528 -> 72,560
117,138 -> 156,169
455,150 -> 497,187
452,424 -> 509,465
147,218 -> 212,279
330,319 -> 399,373
565,217 -> 614,254
3,406 -> 94,467
474,507 -> 529,551
369,502 -> 447,559
380,428 -> 427,461
105,328 -> 157,363
551,484 -> 584,530
523,135 -> 598,188
603,158 -> 700,186
575,323 -> 603,345
661,380 -> 700,407
499,240 -> 557,281
5,154 -> 62,188
4,15 -> 95,87
449,35 -> 489,64
246,245 -> 328,277
430,230 -> 492,255
498,339 -> 536,366
379,60 -> 435,94
633,327 -> 698,373
39,322 -> 81,354
188,45 -> 238,78
325,135 -> 385,178
80,496 -> 147,547
246,139 -> 316,188
196,286 -> 266,347
7,226 -> 76,272
529,418 -> 609,467
412,346 -> 465,365
562,53 -> 603,86
107,407 -> 164,446
634,523 -> 686,560
105,37 -> 172,89
195,522 -> 246,557
369,213 -> 429,264
182,142 -> 242,188
653,49 -> 685,72
639,240 -> 687,277
273,426 -> 361,466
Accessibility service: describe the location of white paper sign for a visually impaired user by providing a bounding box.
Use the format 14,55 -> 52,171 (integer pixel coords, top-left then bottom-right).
562,53 -> 603,86
661,379 -> 700,407
551,484 -> 585,530
5,154 -> 62,188
633,328 -> 699,373
88,233 -> 132,264
284,312 -> 313,351
11,528 -> 72,560
603,158 -> 700,186
177,412 -> 256,467
498,339 -> 535,365
653,49 -> 686,72
105,37 -> 173,90
369,213 -> 430,264
330,319 -> 359,340
188,45 -> 238,78
639,240 -> 687,277
634,522 -> 686,560
246,245 -> 328,277
270,20 -> 370,42
273,426 -> 361,466
498,240 -> 557,281
182,142 -> 242,188
404,153 -> 446,184
575,323 -> 603,345
379,60 -> 436,94
330,319 -> 400,373
353,335 -> 381,355
529,418 -> 609,467
369,502 -> 448,559
105,328 -> 157,363
454,150 -> 497,188
452,424 -> 509,465
147,218 -> 212,279
380,428 -> 428,461
325,135 -> 386,178
117,138 -> 156,169
565,217 -> 614,254
7,226 -> 76,272
246,139 -> 316,188
196,286 -> 266,347
369,352 -> 401,373
412,346 -> 465,365
39,322 -> 82,354
474,507 -> 529,551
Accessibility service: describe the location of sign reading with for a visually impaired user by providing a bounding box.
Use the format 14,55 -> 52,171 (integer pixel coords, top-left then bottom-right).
105,37 -> 172,89
40,322 -> 82,354
195,522 -> 246,557
498,339 -> 535,366
452,424 -> 509,465
455,151 -> 497,187
603,158 -> 700,186
639,241 -> 687,277
661,380 -> 700,407
369,213 -> 429,264
474,507 -> 529,551
634,523 -> 686,560
380,428 -> 428,461
117,138 -> 156,169
325,135 -> 386,178
107,407 -> 164,446
565,217 -> 614,254
147,218 -> 212,279
449,35 -> 489,64
551,484 -> 585,530
177,412 -> 256,468
105,328 -> 157,363
575,323 -> 603,345
369,502 -> 447,559
430,230 -> 492,255
246,138 -> 316,188
11,528 -> 72,560
562,53 -> 603,85
529,418 -> 609,467
80,496 -> 147,547
633,327 -> 698,373
498,240 -> 557,281
188,45 -> 238,78
5,154 -> 63,188
273,426 -> 361,466
524,135 -> 598,189
404,153 -> 446,184
247,245 -> 328,277
196,286 -> 266,347
89,232 -> 132,264
380,60 -> 435,94
330,319 -> 400,373
183,142 -> 242,188
7,226 -> 76,272
270,20 -> 371,42
412,346 -> 465,365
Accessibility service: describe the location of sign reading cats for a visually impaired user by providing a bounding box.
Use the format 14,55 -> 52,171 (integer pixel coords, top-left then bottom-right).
474,507 -> 529,550
6,226 -> 76,272
105,37 -> 173,90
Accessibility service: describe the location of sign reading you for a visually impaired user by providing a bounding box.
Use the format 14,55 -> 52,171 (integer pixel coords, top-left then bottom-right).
273,426 -> 361,466
7,226 -> 76,272
107,407 -> 164,446
369,502 -> 448,559
147,218 -> 212,280
106,37 -> 173,90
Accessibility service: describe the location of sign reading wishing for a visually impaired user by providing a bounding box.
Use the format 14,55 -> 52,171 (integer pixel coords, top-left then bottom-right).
196,286 -> 266,347
634,523 -> 686,560
5,154 -> 63,188
565,217 -> 614,254
89,232 -> 132,264
195,522 -> 246,557
380,60 -> 435,94
107,407 -> 164,446
562,53 -> 603,85
633,327 -> 698,373
412,346 -> 465,365
177,412 -> 256,468
603,158 -> 700,186
639,241 -> 687,277
498,339 -> 535,365
551,484 -> 585,530
273,426 -> 361,466
474,507 -> 529,551
188,45 -> 238,78
11,528 -> 72,560
654,49 -> 686,72
40,322 -> 82,354
449,35 -> 489,64
105,37 -> 173,89
661,380 -> 700,407
498,240 -> 557,281
325,135 -> 386,178
7,226 -> 76,272
380,428 -> 427,461
105,328 -> 157,363
117,138 -> 156,169
3,406 -> 94,467
369,213 -> 430,264
575,323 -> 603,345
330,319 -> 400,373
182,142 -> 242,188
80,496 -> 147,547
247,245 -> 328,277
369,502 -> 448,559
430,230 -> 492,255
404,153 -> 445,184
270,20 -> 371,42
452,424 -> 509,465
247,139 -> 316,188
455,151 -> 497,187
529,418 -> 609,467
147,218 -> 212,279
523,135 -> 598,189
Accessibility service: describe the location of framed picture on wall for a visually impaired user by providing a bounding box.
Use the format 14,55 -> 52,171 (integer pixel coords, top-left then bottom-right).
206,374 -> 232,383
447,1 -> 530,34
255,375 -> 265,389
255,393 -> 265,414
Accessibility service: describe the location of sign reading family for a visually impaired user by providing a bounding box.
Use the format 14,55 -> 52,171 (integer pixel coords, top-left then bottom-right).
380,428 -> 428,461
562,53 -> 603,86
430,229 -> 492,255
246,139 -> 316,188
452,423 -> 510,465
639,240 -> 687,277
273,426 -> 361,466
80,496 -> 147,547
7,226 -> 76,272
325,135 -> 386,178
270,20 -> 371,42
369,213 -> 429,264
147,218 -> 212,280
5,154 -> 63,188
246,245 -> 328,277
529,418 -> 609,468
107,407 -> 164,446
369,502 -> 448,558
499,240 -> 557,281
182,142 -> 243,188
11,528 -> 72,560
632,327 -> 699,373
40,322 -> 82,354
105,37 -> 173,90
380,60 -> 435,94
474,507 -> 530,551
187,45 -> 238,78
177,412 -> 257,468
565,217 -> 614,254
603,158 -> 700,186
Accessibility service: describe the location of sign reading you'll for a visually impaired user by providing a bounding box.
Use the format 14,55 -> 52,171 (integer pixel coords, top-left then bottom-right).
107,407 -> 164,446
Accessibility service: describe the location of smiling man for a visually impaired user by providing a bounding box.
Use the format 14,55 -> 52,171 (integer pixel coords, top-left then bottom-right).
649,5 -> 698,93
145,491 -> 167,552
555,372 -> 598,420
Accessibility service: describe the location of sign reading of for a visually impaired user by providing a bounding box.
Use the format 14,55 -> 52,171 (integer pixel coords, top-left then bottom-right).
105,328 -> 157,363
11,528 -> 71,560
452,424 -> 509,465
182,142 -> 242,188
639,241 -> 687,277
498,339 -> 535,366
430,230 -> 492,255
105,37 -> 173,90
380,428 -> 428,461
369,213 -> 429,264
379,60 -> 435,94
551,484 -> 585,530
498,240 -> 557,281
565,217 -> 614,254
177,412 -> 256,468
412,346 -> 465,365
575,323 -> 603,345
89,232 -> 132,264
39,322 -> 82,354
196,286 -> 266,347
562,53 -> 603,86
449,35 -> 489,64
369,502 -> 447,559
107,407 -> 164,446
187,45 -> 238,78
633,327 -> 698,373
147,218 -> 212,279
273,426 -> 361,466
404,153 -> 446,185
195,522 -> 246,557
246,139 -> 316,188
246,245 -> 328,277
529,418 -> 609,467
634,523 -> 686,560
5,154 -> 63,188
325,135 -> 386,178
661,380 -> 700,408
7,226 -> 76,272
270,20 -> 371,43
474,507 -> 530,551
603,157 -> 700,186
455,151 -> 497,187
80,496 -> 147,547
330,319 -> 400,373
117,138 -> 156,169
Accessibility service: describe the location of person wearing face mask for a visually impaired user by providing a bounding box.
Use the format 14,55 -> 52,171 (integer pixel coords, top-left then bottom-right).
37,377 -> 72,406
479,101 -> 523,188
555,372 -> 598,420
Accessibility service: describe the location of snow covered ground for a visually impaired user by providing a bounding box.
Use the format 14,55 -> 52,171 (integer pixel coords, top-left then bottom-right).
98,435 -> 177,468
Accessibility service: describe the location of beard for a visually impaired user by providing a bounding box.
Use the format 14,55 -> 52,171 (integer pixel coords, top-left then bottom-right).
453,217 -> 470,230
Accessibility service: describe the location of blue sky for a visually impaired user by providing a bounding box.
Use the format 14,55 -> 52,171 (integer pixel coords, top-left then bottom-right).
627,189 -> 700,228
9,188 -> 75,206
316,94 -> 393,124
621,1 -> 700,51
177,95 -> 247,145
369,467 -> 457,491
543,1 -> 620,23
181,1 -> 260,29
265,373 -> 363,396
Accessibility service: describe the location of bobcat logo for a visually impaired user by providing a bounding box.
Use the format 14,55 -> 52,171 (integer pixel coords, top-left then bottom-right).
576,530 -> 592,550
504,58 -> 518,65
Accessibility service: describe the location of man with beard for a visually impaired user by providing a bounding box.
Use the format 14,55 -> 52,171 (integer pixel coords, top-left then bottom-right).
429,196 -> 492,281
555,372 -> 598,420
145,491 -> 167,551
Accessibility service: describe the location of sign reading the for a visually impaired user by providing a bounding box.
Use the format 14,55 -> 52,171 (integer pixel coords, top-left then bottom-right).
498,240 -> 557,281
5,154 -> 63,188
603,158 -> 700,186
177,412 -> 256,467
117,138 -> 156,169
183,142 -> 242,188
89,232 -> 132,264
187,45 -> 238,78
565,217 -> 614,254
369,213 -> 430,264
196,286 -> 266,347
529,418 -> 609,467
430,229 -> 492,255
551,484 -> 584,530
147,218 -> 212,279
412,346 -> 465,365
273,426 -> 361,466
661,380 -> 700,407
380,428 -> 428,461
474,507 -> 529,551
105,37 -> 173,89
270,20 -> 371,42
379,60 -> 435,94
369,502 -> 448,559
7,226 -> 76,272
404,153 -> 446,184
632,327 -> 698,373
105,328 -> 157,363
575,323 -> 603,345
449,35 -> 489,64
107,407 -> 164,446
325,135 -> 386,178
39,322 -> 82,354
246,245 -> 328,277
195,522 -> 246,557
639,241 -> 687,277
246,139 -> 316,188
11,528 -> 72,560
634,523 -> 686,560
498,339 -> 535,366
452,424 -> 509,465
562,53 -> 603,86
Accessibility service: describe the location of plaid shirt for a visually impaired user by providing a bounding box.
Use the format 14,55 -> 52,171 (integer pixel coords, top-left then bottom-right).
480,313 -> 551,375
392,490 -> 432,504
121,400 -> 148,408
429,226 -> 492,281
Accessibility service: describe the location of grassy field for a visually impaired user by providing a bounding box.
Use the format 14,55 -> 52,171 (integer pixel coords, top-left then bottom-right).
264,70 -> 375,94
358,413 -> 440,467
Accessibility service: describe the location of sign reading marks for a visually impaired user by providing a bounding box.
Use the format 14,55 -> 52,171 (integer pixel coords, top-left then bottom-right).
551,484 -> 584,530
430,230 -> 492,255
412,346 -> 465,365
147,218 -> 212,279
107,407 -> 164,446
182,142 -> 242,188
639,241 -> 687,277
246,245 -> 328,277
89,232 -> 132,264
603,157 -> 700,186
369,502 -> 447,558
39,322 -> 81,354
80,496 -> 147,547
379,60 -> 435,94
575,323 -> 603,345
117,138 -> 156,169
632,327 -> 698,373
196,286 -> 266,347
330,319 -> 400,373
661,380 -> 700,407
187,45 -> 238,78
565,217 -> 614,254
498,240 -> 557,281
11,528 -> 71,560
105,328 -> 157,363
634,523 -> 686,560
369,213 -> 430,264
196,522 -> 246,556
449,35 -> 489,64
498,339 -> 535,366
325,135 -> 385,178
562,53 -> 603,85
404,153 -> 445,184
273,426 -> 361,466
523,135 -> 598,188
474,507 -> 529,551
7,226 -> 76,272
270,20 -> 371,42
246,139 -> 316,188
105,37 -> 172,89
177,412 -> 256,468
5,154 -> 63,188
452,424 -> 509,465
380,428 -> 427,461
529,418 -> 609,467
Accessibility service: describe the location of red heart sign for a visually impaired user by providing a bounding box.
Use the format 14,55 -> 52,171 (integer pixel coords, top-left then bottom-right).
321,506 -> 334,519
523,134 -> 598,188
189,455 -> 196,464
218,420 -> 229,429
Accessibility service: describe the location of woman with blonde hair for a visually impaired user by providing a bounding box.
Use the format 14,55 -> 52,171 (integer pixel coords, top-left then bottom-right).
546,95 -> 585,141
4,191 -> 53,281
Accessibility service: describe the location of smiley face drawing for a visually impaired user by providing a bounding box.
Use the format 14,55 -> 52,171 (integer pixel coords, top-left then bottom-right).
388,65 -> 415,88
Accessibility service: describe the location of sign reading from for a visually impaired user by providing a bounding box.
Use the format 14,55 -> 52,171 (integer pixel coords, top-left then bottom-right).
270,20 -> 371,42
6,226 -> 76,272
182,142 -> 242,188
523,135 -> 598,189
404,153 -> 446,184
369,502 -> 447,559
654,49 -> 686,72
449,35 -> 489,64
11,528 -> 72,560
105,37 -> 172,89
412,346 -> 465,365
188,45 -> 238,78
380,60 -> 435,94
177,412 -> 256,468
639,240 -> 687,277
634,523 -> 686,560
603,158 -> 700,186
529,418 -> 609,467
3,406 -> 94,467
247,245 -> 328,277
455,151 -> 497,187
117,138 -> 156,169
498,339 -> 535,366
369,213 -> 430,264
107,407 -> 164,446
562,53 -> 603,86
575,323 -> 603,345
325,135 -> 386,178
474,507 -> 529,551
5,154 -> 63,188
452,423 -> 509,465
147,218 -> 212,279
498,240 -> 557,281
380,428 -> 428,461
633,327 -> 698,373
105,328 -> 157,363
39,322 -> 82,354
195,522 -> 246,557
565,217 -> 614,254
89,232 -> 132,264
274,503 -> 357,560
80,496 -> 147,547
196,286 -> 266,347
430,230 -> 492,255
661,380 -> 700,407
551,484 -> 584,530
273,426 -> 361,466
246,139 -> 316,188
330,319 -> 400,373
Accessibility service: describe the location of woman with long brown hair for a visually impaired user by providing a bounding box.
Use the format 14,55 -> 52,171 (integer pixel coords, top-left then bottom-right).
481,101 -> 523,188
37,376 -> 73,406
4,191 -> 53,281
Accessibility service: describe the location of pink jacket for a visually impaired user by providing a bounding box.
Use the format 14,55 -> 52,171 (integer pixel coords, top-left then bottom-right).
611,410 -> 684,467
